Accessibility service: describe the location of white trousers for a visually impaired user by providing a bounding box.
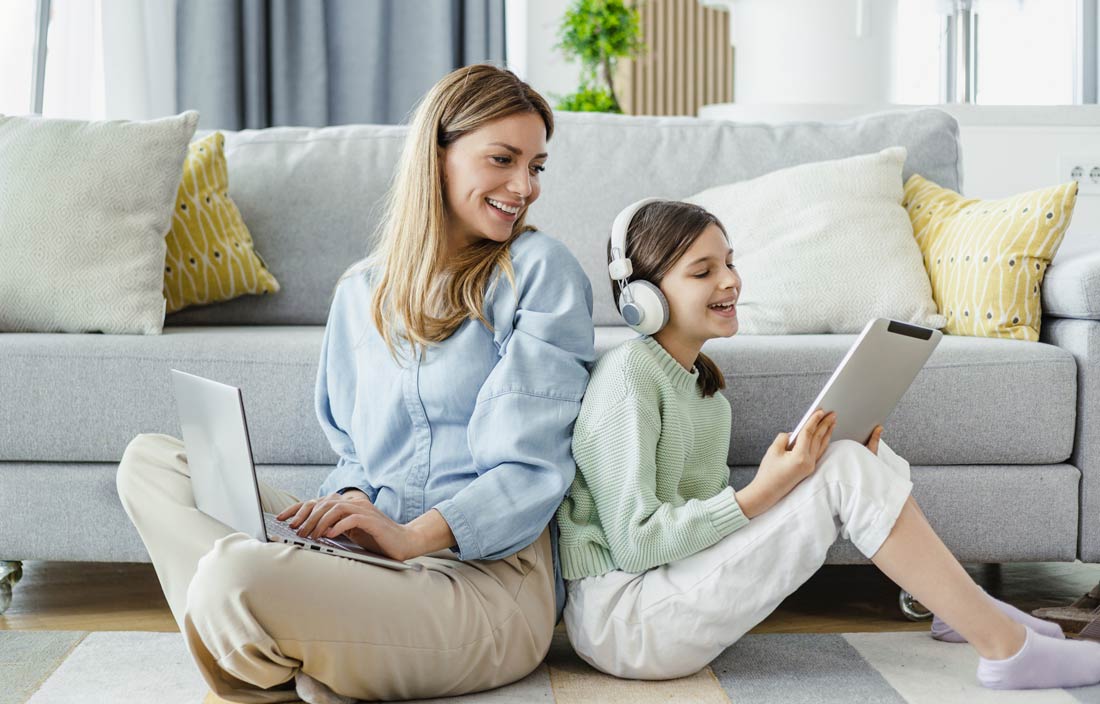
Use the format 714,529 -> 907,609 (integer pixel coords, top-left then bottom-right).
563,439 -> 914,680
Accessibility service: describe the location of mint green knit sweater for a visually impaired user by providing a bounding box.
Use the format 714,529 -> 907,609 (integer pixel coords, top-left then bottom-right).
556,336 -> 749,580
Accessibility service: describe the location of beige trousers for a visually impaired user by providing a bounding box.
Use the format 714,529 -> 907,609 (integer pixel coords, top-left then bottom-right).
117,433 -> 556,703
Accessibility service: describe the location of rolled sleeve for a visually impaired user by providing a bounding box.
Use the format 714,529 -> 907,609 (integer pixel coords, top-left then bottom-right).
315,278 -> 377,500
435,234 -> 595,560
437,390 -> 586,560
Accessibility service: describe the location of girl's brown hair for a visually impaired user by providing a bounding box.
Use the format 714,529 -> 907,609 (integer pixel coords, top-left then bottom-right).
356,64 -> 554,360
607,200 -> 729,397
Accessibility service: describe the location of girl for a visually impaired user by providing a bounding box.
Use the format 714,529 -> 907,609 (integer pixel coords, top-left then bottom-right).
556,198 -> 1100,690
117,64 -> 595,703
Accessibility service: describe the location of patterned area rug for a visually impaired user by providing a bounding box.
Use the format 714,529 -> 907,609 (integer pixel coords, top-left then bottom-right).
6,628 -> 1100,704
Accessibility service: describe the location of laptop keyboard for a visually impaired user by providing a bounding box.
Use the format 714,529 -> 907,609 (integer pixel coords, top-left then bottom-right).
261,512 -> 417,571
264,513 -> 315,543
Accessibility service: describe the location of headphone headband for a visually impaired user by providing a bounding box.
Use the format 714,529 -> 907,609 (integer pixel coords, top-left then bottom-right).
608,198 -> 665,280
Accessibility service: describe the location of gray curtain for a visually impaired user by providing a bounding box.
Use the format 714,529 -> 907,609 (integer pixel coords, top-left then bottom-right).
177,0 -> 506,129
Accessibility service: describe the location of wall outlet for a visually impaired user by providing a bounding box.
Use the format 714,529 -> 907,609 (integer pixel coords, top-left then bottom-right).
1059,156 -> 1100,195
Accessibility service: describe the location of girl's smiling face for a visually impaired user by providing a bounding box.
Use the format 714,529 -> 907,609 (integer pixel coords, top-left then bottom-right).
657,223 -> 741,347
441,112 -> 548,253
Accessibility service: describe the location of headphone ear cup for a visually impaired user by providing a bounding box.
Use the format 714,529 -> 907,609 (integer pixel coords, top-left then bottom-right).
618,280 -> 669,336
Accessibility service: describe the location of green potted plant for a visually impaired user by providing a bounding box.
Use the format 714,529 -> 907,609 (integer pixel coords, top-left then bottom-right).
555,0 -> 645,113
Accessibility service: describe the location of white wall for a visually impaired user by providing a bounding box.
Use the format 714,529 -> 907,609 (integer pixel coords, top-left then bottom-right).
507,0 -> 583,105
719,0 -> 899,104
961,124 -> 1100,260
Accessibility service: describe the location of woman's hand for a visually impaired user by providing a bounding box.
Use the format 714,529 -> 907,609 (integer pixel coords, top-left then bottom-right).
276,491 -> 367,536
865,425 -> 884,455
735,410 -> 836,518
275,494 -> 455,562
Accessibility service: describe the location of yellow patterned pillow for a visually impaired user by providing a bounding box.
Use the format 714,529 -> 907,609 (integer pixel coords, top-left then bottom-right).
163,132 -> 279,313
903,175 -> 1077,341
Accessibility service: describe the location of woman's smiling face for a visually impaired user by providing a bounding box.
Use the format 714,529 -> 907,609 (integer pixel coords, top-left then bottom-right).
441,112 -> 548,252
657,223 -> 742,345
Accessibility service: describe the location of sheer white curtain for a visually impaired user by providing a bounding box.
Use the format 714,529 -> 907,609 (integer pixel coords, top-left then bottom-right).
41,0 -> 177,120
0,0 -> 38,115
101,0 -> 177,120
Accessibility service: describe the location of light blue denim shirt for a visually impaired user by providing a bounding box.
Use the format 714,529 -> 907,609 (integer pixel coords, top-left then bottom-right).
314,230 -> 595,619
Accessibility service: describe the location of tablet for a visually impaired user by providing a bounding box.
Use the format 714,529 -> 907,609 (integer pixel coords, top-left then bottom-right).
787,318 -> 942,450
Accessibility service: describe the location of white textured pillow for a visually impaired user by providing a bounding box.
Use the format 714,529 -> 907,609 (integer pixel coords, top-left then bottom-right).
686,147 -> 946,334
0,111 -> 199,334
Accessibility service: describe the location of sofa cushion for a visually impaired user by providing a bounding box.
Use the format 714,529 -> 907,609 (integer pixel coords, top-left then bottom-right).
0,111 -> 198,334
166,124 -> 407,327
165,108 -> 962,328
165,132 -> 281,314
596,327 -> 1075,466
1,326 -> 1073,468
0,326 -> 334,465
684,147 -> 945,334
904,175 -> 1078,341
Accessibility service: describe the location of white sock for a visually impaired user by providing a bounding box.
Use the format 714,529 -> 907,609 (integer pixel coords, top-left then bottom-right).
977,626 -> 1100,690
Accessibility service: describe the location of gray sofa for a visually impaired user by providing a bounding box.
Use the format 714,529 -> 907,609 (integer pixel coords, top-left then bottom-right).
3,109 -> 1099,615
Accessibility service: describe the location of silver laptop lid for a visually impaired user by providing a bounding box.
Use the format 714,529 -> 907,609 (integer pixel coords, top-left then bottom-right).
170,370 -> 266,541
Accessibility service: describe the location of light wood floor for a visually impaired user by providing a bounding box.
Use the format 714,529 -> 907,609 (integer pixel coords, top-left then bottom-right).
2,559 -> 1099,634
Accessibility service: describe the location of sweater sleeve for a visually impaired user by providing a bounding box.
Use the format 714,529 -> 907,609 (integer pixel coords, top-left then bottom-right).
572,395 -> 748,574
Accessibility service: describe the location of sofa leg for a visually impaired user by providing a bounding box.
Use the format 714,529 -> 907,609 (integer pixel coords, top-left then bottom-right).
899,589 -> 933,621
0,560 -> 22,615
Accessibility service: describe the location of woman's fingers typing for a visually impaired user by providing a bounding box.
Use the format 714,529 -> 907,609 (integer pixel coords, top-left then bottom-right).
296,499 -> 340,537
309,500 -> 381,540
274,502 -> 303,522
277,499 -> 318,526
273,492 -> 351,537
309,503 -> 349,539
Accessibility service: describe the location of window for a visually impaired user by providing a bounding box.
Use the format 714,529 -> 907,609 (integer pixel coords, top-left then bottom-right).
894,0 -> 1087,105
0,0 -> 37,115
0,0 -> 105,119
40,0 -> 103,119
973,0 -> 1078,105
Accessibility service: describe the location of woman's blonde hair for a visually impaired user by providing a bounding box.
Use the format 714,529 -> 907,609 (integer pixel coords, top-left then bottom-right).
363,63 -> 554,360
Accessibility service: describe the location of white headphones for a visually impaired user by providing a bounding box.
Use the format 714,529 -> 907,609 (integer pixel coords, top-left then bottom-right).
608,197 -> 670,335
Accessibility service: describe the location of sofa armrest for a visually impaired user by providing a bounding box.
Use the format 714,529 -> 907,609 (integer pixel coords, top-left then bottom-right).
1041,318 -> 1100,561
1043,249 -> 1100,319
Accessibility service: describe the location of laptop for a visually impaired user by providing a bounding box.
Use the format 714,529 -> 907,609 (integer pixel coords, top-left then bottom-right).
786,318 -> 943,450
170,369 -> 417,571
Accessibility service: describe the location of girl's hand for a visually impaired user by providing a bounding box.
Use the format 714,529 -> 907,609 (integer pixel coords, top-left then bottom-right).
736,410 -> 836,518
764,409 -> 836,483
865,425 -> 884,455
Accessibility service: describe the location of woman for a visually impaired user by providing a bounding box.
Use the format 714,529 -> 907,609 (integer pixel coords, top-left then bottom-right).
117,64 -> 595,703
556,199 -> 1099,689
